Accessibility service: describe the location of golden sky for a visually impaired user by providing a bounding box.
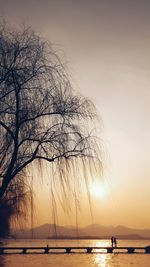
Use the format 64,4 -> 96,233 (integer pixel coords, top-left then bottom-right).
1,0 -> 150,229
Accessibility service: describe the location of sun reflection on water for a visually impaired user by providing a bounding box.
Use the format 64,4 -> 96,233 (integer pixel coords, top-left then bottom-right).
94,241 -> 111,267
95,254 -> 109,267
95,241 -> 110,247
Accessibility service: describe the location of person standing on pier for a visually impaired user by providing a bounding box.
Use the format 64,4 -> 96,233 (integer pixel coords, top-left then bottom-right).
111,236 -> 114,247
114,237 -> 117,247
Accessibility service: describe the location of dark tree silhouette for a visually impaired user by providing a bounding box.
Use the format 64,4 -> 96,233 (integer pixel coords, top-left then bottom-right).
0,174 -> 31,237
0,23 -> 102,205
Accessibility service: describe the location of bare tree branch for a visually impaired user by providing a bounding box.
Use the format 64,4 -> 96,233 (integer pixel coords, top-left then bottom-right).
0,22 -> 102,203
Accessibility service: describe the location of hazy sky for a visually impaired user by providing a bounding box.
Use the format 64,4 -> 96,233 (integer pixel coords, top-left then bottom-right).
1,0 -> 150,229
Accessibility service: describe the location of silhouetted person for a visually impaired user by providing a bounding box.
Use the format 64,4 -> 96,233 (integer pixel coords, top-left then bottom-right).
114,237 -> 117,247
111,236 -> 114,247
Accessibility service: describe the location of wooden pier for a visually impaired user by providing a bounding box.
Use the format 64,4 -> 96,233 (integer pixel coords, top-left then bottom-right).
0,246 -> 150,254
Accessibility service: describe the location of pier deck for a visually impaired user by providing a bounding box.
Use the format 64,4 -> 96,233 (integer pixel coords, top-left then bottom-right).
0,246 -> 150,254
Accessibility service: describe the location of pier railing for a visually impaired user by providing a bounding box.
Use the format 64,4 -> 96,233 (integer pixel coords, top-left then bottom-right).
0,246 -> 150,254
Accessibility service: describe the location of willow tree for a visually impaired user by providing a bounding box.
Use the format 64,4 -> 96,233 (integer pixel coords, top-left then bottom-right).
0,23 -> 102,219
0,174 -> 32,237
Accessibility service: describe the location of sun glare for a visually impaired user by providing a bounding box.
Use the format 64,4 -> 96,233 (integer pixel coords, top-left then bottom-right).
90,181 -> 107,199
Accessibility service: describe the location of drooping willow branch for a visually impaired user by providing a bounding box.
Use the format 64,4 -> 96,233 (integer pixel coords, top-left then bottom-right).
0,23 -> 102,199
0,23 -> 103,233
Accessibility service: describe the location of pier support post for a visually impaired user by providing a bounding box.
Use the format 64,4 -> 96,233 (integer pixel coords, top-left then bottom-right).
127,248 -> 135,254
107,248 -> 113,253
86,247 -> 92,253
0,248 -> 4,254
145,246 -> 150,253
66,248 -> 71,253
44,247 -> 49,254
22,248 -> 27,254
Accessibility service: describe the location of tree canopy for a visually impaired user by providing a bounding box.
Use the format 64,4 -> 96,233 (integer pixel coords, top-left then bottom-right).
0,23 -> 102,204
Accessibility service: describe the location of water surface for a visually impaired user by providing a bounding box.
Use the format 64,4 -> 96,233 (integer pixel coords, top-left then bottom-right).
0,239 -> 150,267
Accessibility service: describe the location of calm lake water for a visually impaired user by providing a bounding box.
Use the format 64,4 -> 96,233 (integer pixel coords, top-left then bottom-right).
0,239 -> 150,267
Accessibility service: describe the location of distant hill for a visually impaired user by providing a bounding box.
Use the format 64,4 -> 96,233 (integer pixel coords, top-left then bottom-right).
83,224 -> 150,238
12,224 -> 86,239
11,224 -> 150,239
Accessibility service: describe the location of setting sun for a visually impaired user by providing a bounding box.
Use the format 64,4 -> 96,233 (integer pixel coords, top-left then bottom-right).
90,181 -> 108,199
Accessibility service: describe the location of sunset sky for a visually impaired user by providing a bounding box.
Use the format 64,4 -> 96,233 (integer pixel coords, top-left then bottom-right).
1,0 -> 150,229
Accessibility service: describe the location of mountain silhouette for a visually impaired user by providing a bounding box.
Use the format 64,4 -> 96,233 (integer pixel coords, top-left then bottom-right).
11,224 -> 150,239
